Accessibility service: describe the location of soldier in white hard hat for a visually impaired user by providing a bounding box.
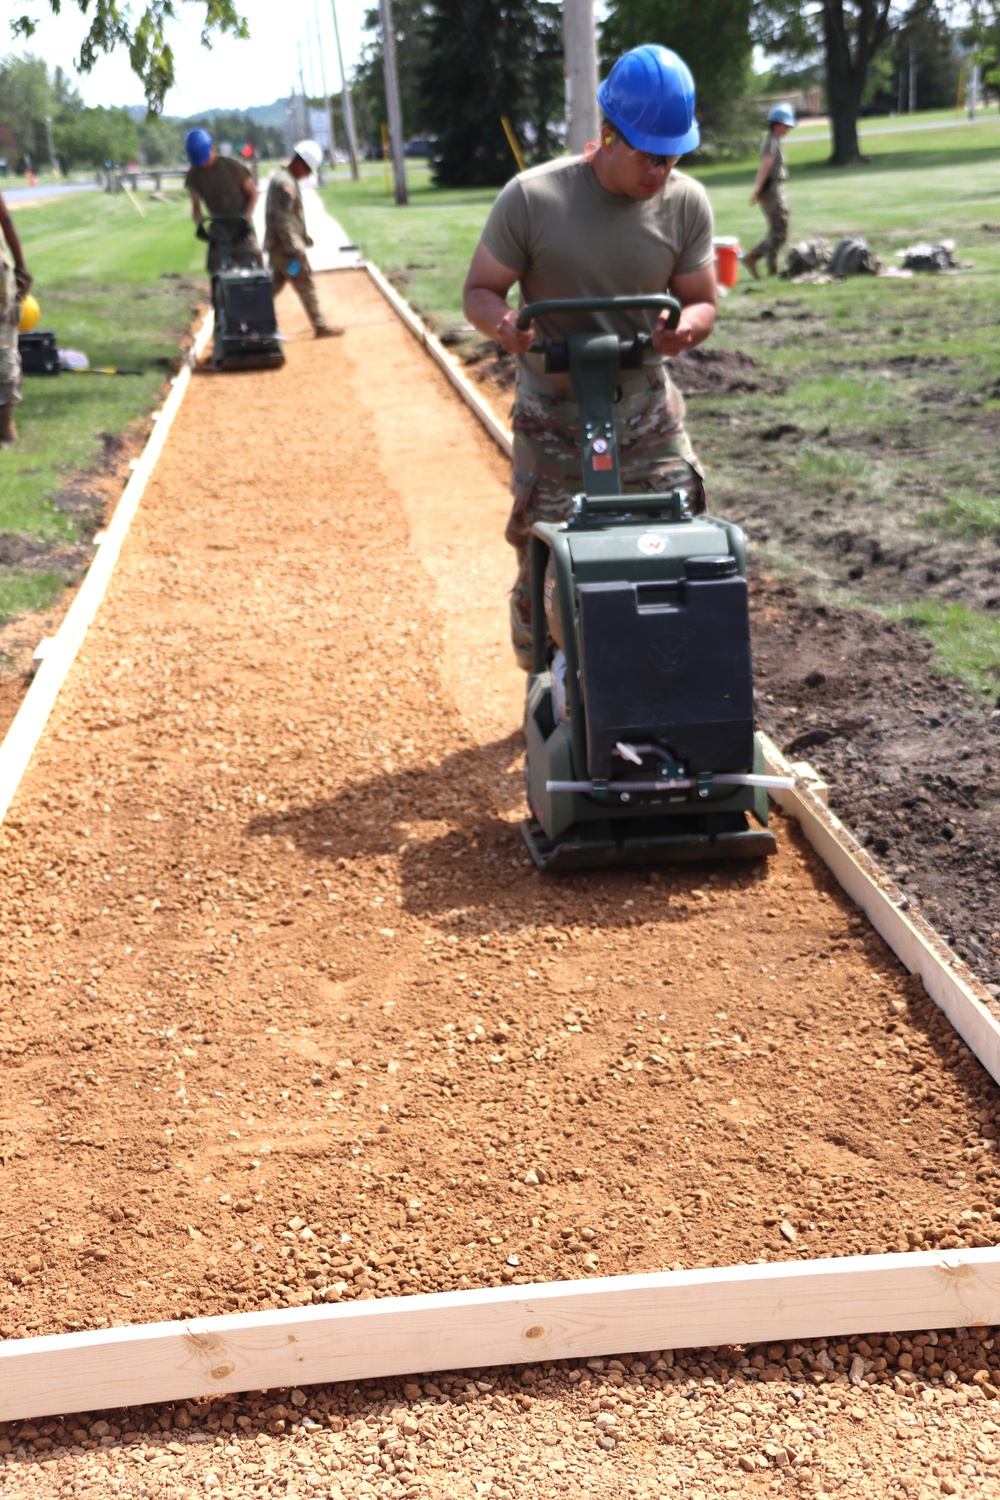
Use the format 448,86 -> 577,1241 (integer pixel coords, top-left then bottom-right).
265,139 -> 342,338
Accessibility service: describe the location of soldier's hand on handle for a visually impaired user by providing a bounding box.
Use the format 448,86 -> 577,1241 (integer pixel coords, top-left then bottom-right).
651,309 -> 694,358
14,266 -> 32,295
195,222 -> 210,241
496,307 -> 536,356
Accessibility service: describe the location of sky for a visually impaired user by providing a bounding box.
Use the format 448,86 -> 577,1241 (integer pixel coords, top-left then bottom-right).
5,0 -> 378,116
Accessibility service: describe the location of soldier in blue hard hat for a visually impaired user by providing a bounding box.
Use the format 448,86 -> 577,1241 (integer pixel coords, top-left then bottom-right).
745,104 -> 797,280
184,127 -> 262,273
463,44 -> 717,669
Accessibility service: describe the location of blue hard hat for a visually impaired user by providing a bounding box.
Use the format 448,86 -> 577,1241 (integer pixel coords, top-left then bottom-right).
767,103 -> 797,127
597,44 -> 699,156
185,128 -> 213,167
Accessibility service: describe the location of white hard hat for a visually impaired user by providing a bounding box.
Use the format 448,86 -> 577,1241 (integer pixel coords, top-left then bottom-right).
293,139 -> 323,174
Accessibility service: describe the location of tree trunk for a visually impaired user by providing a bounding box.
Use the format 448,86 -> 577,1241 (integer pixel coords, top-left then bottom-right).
821,0 -> 893,167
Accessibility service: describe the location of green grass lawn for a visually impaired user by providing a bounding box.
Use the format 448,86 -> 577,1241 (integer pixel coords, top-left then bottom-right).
1,190 -> 205,628
322,116 -> 1000,698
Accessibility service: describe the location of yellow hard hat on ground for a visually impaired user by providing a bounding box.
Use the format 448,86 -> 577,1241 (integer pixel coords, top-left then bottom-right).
18,294 -> 40,333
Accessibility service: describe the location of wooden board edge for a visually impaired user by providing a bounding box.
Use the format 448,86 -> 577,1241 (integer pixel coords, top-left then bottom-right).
3,1247 -> 1000,1421
759,731 -> 1000,1083
364,261 -> 513,458
0,311 -> 214,830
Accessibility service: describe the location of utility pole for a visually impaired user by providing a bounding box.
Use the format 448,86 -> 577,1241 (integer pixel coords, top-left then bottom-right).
315,0 -> 338,167
45,114 -> 57,175
379,0 -> 408,205
298,43 -> 309,138
563,0 -> 599,156
908,39 -> 917,114
330,0 -> 359,180
968,60 -> 980,119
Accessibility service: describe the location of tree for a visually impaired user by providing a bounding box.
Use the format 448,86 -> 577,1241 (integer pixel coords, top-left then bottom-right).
755,2 -> 898,166
351,2 -> 432,151
0,53 -> 53,168
964,2 -> 1000,103
600,0 -> 755,146
417,0 -> 563,187
54,105 -> 139,167
10,1 -> 250,113
864,2 -> 961,114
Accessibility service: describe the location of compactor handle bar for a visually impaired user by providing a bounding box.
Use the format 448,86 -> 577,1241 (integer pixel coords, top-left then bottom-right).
515,293 -> 682,334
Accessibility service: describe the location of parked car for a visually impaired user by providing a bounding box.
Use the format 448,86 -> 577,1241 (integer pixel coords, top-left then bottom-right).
403,138 -> 434,158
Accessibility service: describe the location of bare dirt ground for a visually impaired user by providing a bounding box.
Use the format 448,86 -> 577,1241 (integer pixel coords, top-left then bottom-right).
3,271 -> 1000,1498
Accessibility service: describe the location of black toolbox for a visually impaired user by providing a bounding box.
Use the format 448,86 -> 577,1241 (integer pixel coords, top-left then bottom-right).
18,330 -> 60,375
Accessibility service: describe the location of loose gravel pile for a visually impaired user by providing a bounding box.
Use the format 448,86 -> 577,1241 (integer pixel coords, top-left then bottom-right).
1,271 -> 999,1497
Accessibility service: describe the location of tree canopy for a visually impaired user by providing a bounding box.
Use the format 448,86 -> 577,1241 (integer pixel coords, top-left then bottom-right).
10,0 -> 249,112
600,0 -> 755,146
755,1 -> 897,165
417,0 -> 562,187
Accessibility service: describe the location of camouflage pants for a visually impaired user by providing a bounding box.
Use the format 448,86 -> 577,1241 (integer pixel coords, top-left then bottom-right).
206,230 -> 263,275
750,189 -> 789,274
507,373 -> 705,669
0,258 -> 21,406
270,252 -> 327,331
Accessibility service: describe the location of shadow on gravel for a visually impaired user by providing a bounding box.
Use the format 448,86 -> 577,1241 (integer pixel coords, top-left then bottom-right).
244,729 -> 776,929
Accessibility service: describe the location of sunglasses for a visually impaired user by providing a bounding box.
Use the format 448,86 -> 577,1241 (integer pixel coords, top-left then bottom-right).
614,132 -> 678,171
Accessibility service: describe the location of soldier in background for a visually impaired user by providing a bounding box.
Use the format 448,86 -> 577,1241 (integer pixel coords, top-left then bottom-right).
0,189 -> 31,448
265,140 -> 342,338
184,128 -> 262,272
745,104 -> 796,280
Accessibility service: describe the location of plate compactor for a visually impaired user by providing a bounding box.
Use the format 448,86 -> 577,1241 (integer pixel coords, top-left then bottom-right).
520,294 -> 789,871
206,216 -> 284,372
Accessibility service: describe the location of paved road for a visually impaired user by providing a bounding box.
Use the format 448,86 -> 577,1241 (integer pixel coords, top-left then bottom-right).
2,181 -> 97,204
796,113 -> 998,140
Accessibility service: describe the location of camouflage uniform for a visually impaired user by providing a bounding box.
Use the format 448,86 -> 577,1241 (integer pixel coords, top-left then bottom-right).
0,234 -> 21,408
750,131 -> 789,275
264,167 -> 328,331
507,370 -> 705,669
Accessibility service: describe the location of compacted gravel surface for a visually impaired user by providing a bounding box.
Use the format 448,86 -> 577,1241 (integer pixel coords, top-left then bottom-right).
2,271 -> 1000,1498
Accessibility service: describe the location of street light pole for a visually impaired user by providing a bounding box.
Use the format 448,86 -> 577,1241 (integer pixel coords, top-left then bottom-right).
314,0 -> 337,167
563,0 -> 599,156
378,0 -> 408,205
330,0 -> 360,180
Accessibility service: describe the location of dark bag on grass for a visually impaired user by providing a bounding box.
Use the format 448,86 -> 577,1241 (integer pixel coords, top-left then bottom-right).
827,236 -> 882,278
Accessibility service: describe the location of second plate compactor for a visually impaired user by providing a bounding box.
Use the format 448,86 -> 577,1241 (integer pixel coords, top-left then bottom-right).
206,216 -> 284,372
519,294 -> 790,871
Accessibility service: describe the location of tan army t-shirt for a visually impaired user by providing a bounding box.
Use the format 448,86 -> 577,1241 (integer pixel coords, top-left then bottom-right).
184,154 -> 253,218
481,155 -> 714,389
759,131 -> 787,191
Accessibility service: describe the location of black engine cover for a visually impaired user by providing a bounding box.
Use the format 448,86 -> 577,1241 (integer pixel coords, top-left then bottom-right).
577,570 -> 755,778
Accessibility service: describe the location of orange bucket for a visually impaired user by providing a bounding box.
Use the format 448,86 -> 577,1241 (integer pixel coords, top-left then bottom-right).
714,236 -> 740,288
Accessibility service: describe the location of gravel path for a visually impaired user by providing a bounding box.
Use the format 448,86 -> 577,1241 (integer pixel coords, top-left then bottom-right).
2,271 -> 1000,1497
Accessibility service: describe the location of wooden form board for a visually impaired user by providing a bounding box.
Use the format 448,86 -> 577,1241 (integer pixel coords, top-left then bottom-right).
4,1248 -> 1000,1421
365,263 -> 513,459
0,314 -> 214,831
2,283 -> 1000,1422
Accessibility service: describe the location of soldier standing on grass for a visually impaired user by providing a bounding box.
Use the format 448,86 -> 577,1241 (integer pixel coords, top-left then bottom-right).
265,141 -> 342,339
462,44 -> 716,669
0,189 -> 32,448
745,104 -> 796,280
